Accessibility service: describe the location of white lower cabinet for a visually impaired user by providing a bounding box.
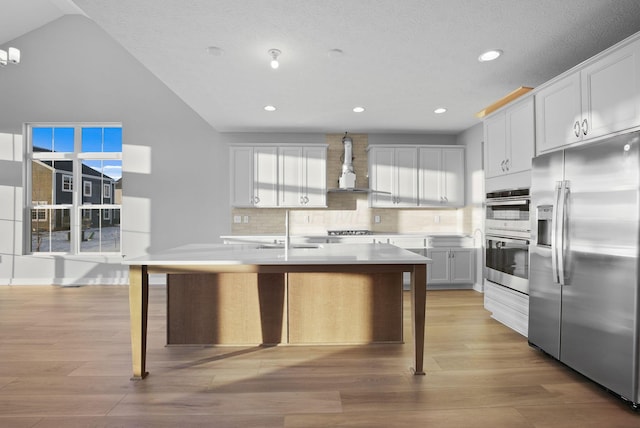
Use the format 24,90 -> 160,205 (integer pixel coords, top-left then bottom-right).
426,247 -> 475,285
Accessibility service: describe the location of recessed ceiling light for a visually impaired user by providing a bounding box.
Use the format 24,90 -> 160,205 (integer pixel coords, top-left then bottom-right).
478,49 -> 503,62
206,46 -> 224,56
353,106 -> 365,113
434,107 -> 447,114
328,48 -> 344,58
264,105 -> 276,112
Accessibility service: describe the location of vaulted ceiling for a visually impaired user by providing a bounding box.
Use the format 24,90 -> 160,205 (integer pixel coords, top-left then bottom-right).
4,0 -> 640,134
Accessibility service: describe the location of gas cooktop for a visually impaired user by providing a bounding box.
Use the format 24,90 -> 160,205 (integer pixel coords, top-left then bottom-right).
327,230 -> 372,236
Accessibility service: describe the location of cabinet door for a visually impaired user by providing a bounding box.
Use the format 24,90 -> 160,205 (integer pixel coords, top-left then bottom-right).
484,113 -> 507,178
418,147 -> 442,205
582,39 -> 640,140
450,248 -> 475,283
230,146 -> 254,207
278,146 -> 303,207
506,97 -> 534,174
426,248 -> 450,284
369,147 -> 395,207
302,146 -> 327,207
394,147 -> 418,206
253,147 -> 278,207
441,148 -> 464,207
535,73 -> 582,154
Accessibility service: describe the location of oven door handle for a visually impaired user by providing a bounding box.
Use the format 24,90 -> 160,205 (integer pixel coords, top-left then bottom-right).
486,199 -> 529,207
485,234 -> 529,246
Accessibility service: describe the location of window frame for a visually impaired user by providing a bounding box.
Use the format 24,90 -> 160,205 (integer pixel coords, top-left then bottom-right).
25,123 -> 123,255
62,174 -> 73,192
103,183 -> 111,200
31,201 -> 48,221
83,180 -> 92,197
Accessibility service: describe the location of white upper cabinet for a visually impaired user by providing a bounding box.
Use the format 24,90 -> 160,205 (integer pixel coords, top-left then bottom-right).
418,146 -> 465,207
231,145 -> 326,208
278,146 -> 327,208
484,96 -> 534,178
536,36 -> 640,153
369,146 -> 418,207
369,145 -> 465,208
230,146 -> 279,207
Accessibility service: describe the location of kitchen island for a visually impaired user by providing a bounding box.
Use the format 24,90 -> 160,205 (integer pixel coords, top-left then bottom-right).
124,243 -> 430,380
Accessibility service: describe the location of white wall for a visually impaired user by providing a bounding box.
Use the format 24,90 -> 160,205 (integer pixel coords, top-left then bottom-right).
456,123 -> 484,291
0,16 -> 230,285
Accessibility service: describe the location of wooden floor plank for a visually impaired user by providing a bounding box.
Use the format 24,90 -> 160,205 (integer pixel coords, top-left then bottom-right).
0,285 -> 637,427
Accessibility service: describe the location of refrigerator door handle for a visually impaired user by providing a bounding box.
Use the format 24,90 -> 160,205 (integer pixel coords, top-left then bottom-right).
556,180 -> 569,286
551,181 -> 562,283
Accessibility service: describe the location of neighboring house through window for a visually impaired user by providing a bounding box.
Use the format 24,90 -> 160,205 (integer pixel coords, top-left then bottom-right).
27,124 -> 123,254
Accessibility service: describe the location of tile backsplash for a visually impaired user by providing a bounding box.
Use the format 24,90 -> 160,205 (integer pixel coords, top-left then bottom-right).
231,133 -> 473,235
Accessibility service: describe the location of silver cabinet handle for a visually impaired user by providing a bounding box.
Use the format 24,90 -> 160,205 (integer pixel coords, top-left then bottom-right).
505,159 -> 510,171
304,196 -> 309,204
500,160 -> 505,172
253,196 -> 260,204
574,121 -> 581,138
581,118 -> 588,136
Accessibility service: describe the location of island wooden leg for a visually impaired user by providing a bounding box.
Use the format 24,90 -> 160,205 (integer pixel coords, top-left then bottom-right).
410,264 -> 427,375
129,264 -> 149,380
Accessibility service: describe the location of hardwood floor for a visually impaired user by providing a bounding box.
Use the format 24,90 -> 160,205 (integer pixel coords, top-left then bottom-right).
0,285 -> 638,427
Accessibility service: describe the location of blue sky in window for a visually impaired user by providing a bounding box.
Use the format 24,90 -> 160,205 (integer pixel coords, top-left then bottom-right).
33,127 -> 123,181
32,127 -> 74,152
83,160 -> 122,181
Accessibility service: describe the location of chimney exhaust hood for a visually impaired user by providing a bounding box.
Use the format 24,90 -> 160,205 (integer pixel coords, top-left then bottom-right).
328,132 -> 371,193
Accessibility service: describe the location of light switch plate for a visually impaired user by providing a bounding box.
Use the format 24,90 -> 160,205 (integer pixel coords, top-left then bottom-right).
243,216 -> 249,223
374,215 -> 381,223
233,215 -> 242,223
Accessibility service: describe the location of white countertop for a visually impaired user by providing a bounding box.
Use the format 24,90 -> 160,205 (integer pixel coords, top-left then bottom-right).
123,243 -> 431,266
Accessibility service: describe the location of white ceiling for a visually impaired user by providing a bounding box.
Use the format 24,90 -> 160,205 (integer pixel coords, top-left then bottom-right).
4,0 -> 640,134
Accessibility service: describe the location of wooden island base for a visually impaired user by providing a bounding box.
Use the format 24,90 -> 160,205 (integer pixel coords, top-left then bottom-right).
126,243 -> 429,379
167,272 -> 403,345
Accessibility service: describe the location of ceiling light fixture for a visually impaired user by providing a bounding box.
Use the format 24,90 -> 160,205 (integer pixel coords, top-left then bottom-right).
268,49 -> 281,69
206,46 -> 224,56
327,48 -> 344,58
353,106 -> 365,113
264,105 -> 277,111
434,107 -> 447,114
478,49 -> 503,62
0,47 -> 20,67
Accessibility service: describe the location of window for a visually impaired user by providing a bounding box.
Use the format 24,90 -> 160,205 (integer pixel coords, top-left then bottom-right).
62,175 -> 73,192
31,201 -> 48,221
103,183 -> 111,199
83,180 -> 92,197
27,124 -> 122,254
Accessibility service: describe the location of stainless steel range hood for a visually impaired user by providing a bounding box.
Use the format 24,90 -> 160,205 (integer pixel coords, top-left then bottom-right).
328,132 -> 371,193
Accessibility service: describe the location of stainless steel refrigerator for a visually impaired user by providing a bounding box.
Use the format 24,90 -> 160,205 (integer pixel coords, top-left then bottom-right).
529,130 -> 640,408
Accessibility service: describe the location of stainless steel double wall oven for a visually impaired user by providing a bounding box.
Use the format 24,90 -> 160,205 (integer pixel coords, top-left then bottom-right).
485,188 -> 530,294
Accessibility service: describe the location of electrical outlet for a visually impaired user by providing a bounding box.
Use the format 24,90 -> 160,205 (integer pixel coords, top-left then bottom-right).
434,215 -> 440,224
233,215 -> 242,224
374,215 -> 381,223
243,215 -> 249,223
304,215 -> 310,224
